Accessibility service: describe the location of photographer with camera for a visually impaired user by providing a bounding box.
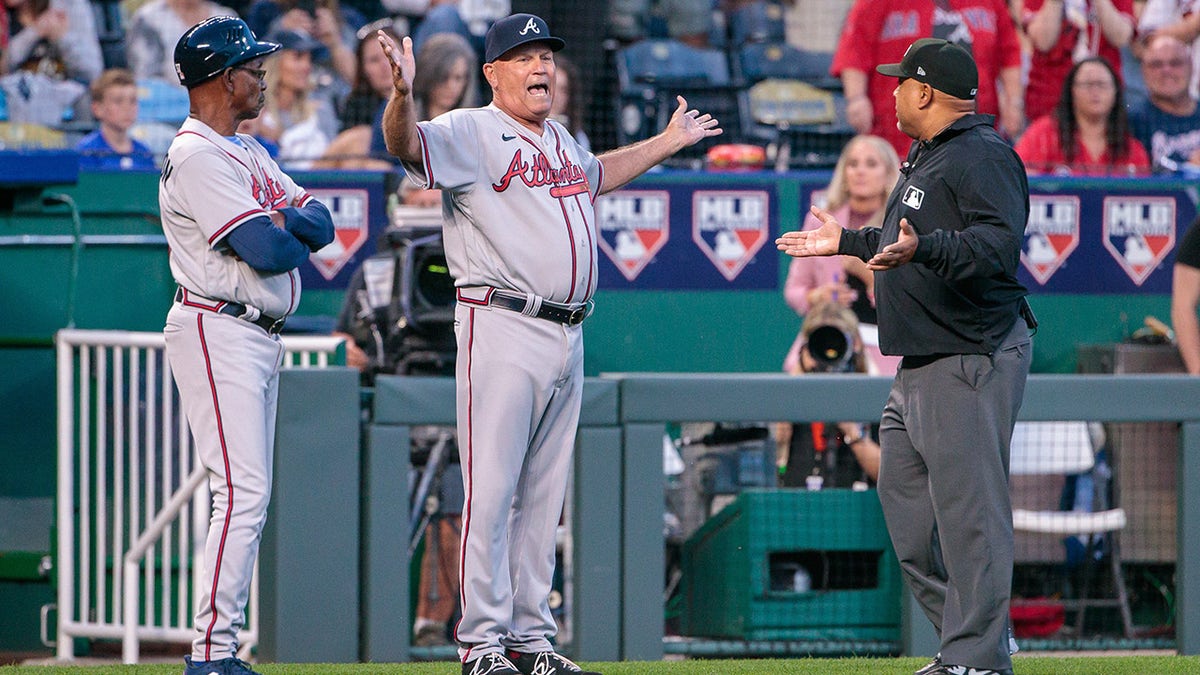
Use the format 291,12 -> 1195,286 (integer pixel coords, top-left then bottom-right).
776,301 -> 881,489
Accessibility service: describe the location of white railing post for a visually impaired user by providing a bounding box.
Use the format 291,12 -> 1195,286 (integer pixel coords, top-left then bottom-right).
55,329 -> 344,663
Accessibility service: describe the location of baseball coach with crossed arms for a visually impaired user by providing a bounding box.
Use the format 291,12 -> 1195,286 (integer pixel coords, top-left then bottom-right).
161,16 -> 334,675
778,38 -> 1033,675
378,12 -> 720,675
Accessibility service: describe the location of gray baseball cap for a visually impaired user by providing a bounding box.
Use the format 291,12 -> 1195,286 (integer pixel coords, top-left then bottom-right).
876,38 -> 978,100
484,13 -> 565,63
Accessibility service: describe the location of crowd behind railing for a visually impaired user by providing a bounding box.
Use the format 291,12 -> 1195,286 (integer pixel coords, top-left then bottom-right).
1,1 -> 1199,178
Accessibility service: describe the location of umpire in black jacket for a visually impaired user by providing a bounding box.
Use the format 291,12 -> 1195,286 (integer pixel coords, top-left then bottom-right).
777,38 -> 1031,675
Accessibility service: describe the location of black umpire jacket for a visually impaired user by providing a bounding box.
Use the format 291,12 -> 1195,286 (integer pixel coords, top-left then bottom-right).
838,113 -> 1030,357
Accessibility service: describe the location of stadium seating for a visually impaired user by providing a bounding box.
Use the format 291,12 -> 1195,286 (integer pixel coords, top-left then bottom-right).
615,38 -> 741,164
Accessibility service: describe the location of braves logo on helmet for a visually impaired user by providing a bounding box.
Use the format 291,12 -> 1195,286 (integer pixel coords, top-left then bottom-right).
1102,196 -> 1175,286
692,190 -> 768,281
596,191 -> 670,281
1021,195 -> 1080,285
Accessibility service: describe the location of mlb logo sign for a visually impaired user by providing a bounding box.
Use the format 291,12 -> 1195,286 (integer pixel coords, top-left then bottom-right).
1102,196 -> 1176,286
1021,195 -> 1080,285
307,189 -> 370,280
692,190 -> 769,281
596,191 -> 670,281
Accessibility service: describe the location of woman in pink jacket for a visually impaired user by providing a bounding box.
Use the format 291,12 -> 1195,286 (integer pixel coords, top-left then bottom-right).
783,134 -> 902,375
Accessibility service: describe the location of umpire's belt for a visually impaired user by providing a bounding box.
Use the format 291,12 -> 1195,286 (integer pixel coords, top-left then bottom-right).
174,287 -> 286,335
459,287 -> 592,326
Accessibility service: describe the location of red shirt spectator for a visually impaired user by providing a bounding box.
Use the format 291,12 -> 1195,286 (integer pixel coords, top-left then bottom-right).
832,0 -> 1023,158
1016,115 -> 1150,174
1022,0 -> 1136,123
1015,56 -> 1151,175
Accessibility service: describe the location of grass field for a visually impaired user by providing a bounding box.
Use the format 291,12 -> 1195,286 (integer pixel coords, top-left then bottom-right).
1,656 -> 1198,674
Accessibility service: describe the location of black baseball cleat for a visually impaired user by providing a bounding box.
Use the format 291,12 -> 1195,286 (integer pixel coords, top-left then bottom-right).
915,654 -> 942,675
182,655 -> 261,675
508,650 -> 603,675
462,652 -> 522,675
930,665 -> 1014,675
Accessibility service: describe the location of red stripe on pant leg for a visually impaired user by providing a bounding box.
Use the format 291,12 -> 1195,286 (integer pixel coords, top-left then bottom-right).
454,308 -> 475,661
197,314 -> 236,661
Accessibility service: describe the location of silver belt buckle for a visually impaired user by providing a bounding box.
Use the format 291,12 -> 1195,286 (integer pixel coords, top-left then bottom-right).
567,306 -> 586,325
267,316 -> 286,334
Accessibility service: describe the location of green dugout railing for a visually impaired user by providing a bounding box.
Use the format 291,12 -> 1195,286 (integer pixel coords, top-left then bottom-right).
333,373 -> 1200,663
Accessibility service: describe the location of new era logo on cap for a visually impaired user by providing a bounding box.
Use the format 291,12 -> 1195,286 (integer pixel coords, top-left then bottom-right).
875,37 -> 978,100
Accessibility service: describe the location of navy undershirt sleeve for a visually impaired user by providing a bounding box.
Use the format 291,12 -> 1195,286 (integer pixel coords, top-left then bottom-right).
279,202 -> 335,252
225,215 -> 311,273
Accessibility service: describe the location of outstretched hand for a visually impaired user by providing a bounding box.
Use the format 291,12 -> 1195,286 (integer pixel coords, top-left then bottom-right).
867,217 -> 917,270
776,205 -> 844,258
667,96 -> 722,148
377,31 -> 414,99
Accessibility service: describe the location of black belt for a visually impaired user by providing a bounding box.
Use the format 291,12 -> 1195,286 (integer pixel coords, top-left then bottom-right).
174,288 -> 286,335
487,291 -> 590,326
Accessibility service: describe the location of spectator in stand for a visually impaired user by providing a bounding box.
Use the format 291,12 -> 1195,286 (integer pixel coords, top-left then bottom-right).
258,29 -> 339,168
782,134 -> 902,377
1015,55 -> 1150,174
1137,0 -> 1200,98
549,53 -> 590,152
76,68 -> 156,170
1173,215 -> 1200,375
1021,0 -> 1136,124
1128,34 -> 1200,172
382,0 -> 509,62
832,0 -> 1025,159
313,20 -> 398,169
3,0 -> 102,84
245,0 -> 360,86
127,0 -> 236,85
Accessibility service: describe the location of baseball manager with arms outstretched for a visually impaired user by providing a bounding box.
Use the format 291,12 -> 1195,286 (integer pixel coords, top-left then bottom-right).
161,16 -> 334,675
778,38 -> 1033,675
379,13 -> 720,675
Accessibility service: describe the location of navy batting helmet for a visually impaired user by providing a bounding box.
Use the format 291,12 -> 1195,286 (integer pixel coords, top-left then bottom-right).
174,16 -> 281,88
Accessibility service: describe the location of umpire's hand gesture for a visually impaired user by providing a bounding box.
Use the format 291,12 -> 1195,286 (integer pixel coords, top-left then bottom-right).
377,31 -> 414,99
776,205 -> 844,258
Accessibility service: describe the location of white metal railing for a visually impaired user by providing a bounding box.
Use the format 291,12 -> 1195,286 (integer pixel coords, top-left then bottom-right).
54,329 -> 345,663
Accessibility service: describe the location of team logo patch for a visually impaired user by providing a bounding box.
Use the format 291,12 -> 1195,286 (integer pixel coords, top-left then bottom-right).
692,190 -> 769,281
520,17 -> 540,35
307,189 -> 370,280
902,185 -> 924,210
1102,196 -> 1176,286
1021,195 -> 1080,285
596,190 -> 670,281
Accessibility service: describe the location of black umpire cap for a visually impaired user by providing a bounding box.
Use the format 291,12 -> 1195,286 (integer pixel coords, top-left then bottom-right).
484,13 -> 565,63
876,38 -> 978,100
174,16 -> 281,88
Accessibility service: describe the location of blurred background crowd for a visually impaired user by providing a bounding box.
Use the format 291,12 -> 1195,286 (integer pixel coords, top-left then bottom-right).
2,0 -> 1199,180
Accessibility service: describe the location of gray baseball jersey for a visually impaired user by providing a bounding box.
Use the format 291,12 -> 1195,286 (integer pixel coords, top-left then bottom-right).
400,104 -> 602,661
161,117 -> 314,318
160,116 -> 319,663
403,103 -> 603,304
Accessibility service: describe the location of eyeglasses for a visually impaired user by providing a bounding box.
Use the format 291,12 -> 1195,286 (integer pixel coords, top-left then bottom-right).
1145,59 -> 1188,70
1072,79 -> 1115,91
233,66 -> 267,82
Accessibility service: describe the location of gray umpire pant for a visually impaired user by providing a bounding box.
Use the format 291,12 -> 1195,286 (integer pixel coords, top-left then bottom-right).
877,321 -> 1031,671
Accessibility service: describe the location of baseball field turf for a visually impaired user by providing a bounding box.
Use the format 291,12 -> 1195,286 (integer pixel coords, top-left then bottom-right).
2,656 -> 1199,674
